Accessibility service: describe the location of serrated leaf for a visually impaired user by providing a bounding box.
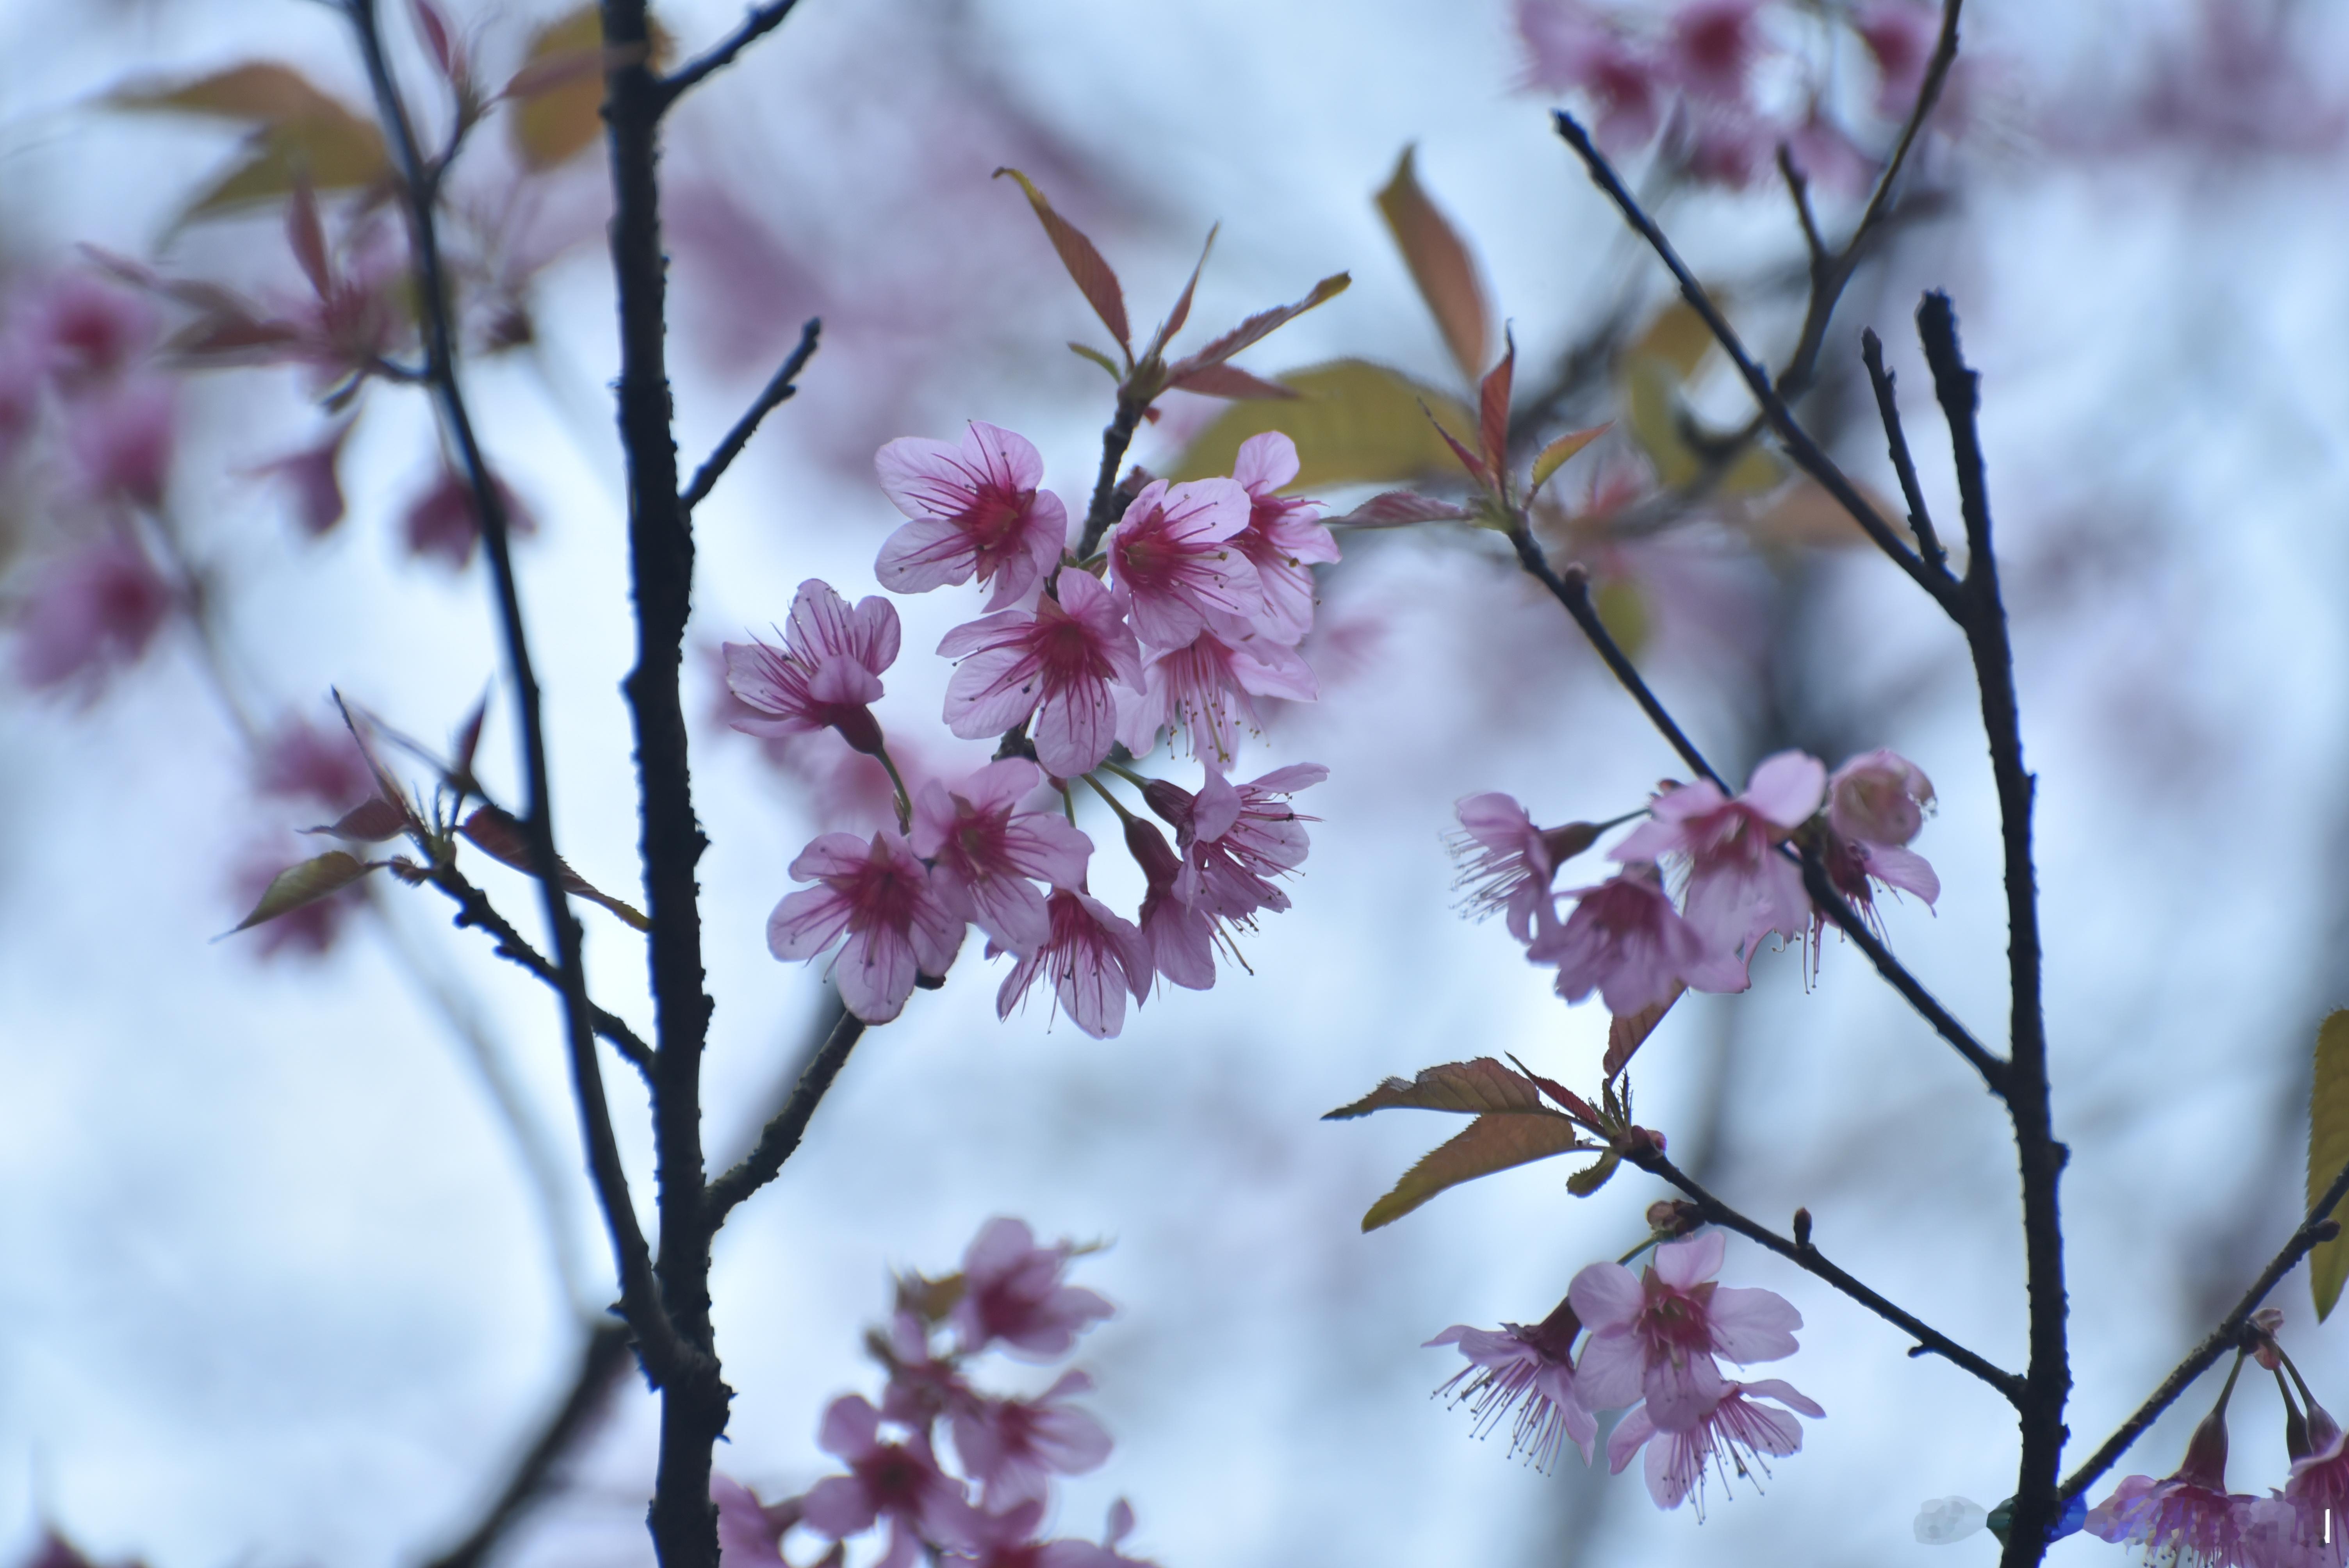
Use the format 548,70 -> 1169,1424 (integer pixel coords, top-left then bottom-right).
1325,1057 -> 1551,1120
1530,423 -> 1609,495
1167,362 -> 1299,400
1328,490 -> 1477,528
995,167 -> 1130,355
1171,272 -> 1350,377
1566,1148 -> 1622,1196
460,805 -> 651,931
307,797 -> 412,842
228,850 -> 373,934
1605,985 -> 1683,1082
1164,359 -> 1475,491
1362,1113 -> 1596,1231
2310,1010 -> 2349,1320
1375,145 -> 1490,385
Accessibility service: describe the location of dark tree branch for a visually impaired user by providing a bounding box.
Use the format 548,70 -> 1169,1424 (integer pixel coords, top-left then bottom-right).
679,318 -> 821,514
656,0 -> 803,109
346,0 -> 691,1386
1860,327 -> 1947,571
428,864 -> 656,1080
1632,1149 -> 2024,1403
1076,395 -> 1148,559
424,1320 -> 636,1568
706,1000 -> 867,1228
2061,1156 -> 2349,1505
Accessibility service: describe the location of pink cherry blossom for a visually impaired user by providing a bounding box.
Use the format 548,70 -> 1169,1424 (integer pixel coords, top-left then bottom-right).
1666,0 -> 1763,104
875,422 -> 1069,609
2089,1407 -> 2272,1568
911,759 -> 1093,954
950,1217 -> 1114,1358
65,378 -> 174,508
1225,432 -> 1338,644
12,535 -> 175,693
1569,1229 -> 1801,1431
399,466 -> 537,571
940,569 -> 1141,779
1605,1378 -> 1824,1515
2281,1401 -> 2349,1566
1515,0 -> 1665,149
1526,861 -> 1747,1016
955,1503 -> 1145,1568
1611,751 -> 1825,959
768,830 -> 964,1024
1448,793 -> 1606,942
1427,1301 -> 1596,1471
879,1310 -> 980,1430
712,1473 -> 799,1568
802,1394 -> 984,1568
726,579 -> 903,757
1126,817 -> 1215,992
1103,477 -> 1259,650
1818,748 -> 1940,921
1114,628 -> 1315,764
254,420 -> 355,538
951,1370 -> 1113,1507
1156,763 -> 1326,927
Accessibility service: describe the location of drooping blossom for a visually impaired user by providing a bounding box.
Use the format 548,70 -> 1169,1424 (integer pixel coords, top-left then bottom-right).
726,579 -> 903,756
12,535 -> 175,693
254,419 -> 356,538
1515,0 -> 1665,148
1447,793 -> 1603,942
1103,476 -> 1259,650
1225,432 -> 1338,644
64,378 -> 175,508
875,422 -> 1069,609
399,465 -> 537,571
1818,747 -> 1940,919
1605,1378 -> 1824,1515
1611,751 -> 1825,960
1151,762 -> 1326,925
1526,861 -> 1747,1016
939,569 -> 1141,779
951,1370 -> 1113,1507
2088,1394 -> 2273,1568
1114,628 -> 1314,763
1570,1229 -> 1801,1432
1665,0 -> 1763,104
712,1472 -> 800,1568
801,1394 -> 985,1568
950,1217 -> 1114,1359
1126,816 -> 1214,992
911,759 -> 1093,954
2283,1399 -> 2349,1566
768,830 -> 964,1024
1426,1298 -> 1596,1471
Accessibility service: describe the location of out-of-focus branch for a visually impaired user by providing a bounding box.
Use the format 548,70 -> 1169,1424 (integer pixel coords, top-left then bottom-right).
346,0 -> 692,1388
656,0 -> 803,109
424,1320 -> 636,1568
2060,1156 -> 2349,1506
1632,1148 -> 2023,1402
679,318 -> 820,514
706,998 -> 866,1228
428,864 -> 656,1079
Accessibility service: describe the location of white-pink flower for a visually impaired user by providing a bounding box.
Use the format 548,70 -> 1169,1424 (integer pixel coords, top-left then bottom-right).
725,579 -> 902,756
1114,628 -> 1315,763
1526,861 -> 1747,1016
1226,431 -> 1339,645
911,759 -> 1093,955
950,1369 -> 1113,1507
875,422 -> 1069,609
1605,1378 -> 1824,1515
1125,817 -> 1215,992
1449,793 -> 1606,943
1161,762 -> 1327,924
1427,1309 -> 1597,1471
1103,476 -> 1260,650
768,830 -> 964,1023
1569,1230 -> 1801,1432
950,1217 -> 1115,1358
801,1394 -> 984,1568
940,568 -> 1142,779
994,889 -> 1153,1039
1818,748 -> 1940,928
1611,751 -> 1825,959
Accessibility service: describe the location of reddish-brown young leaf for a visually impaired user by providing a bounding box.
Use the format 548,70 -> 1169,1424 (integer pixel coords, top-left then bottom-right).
226,850 -> 374,934
1170,273 -> 1351,378
1604,985 -> 1684,1082
307,797 -> 413,843
1428,403 -> 1494,492
1361,1114 -> 1597,1230
1327,490 -> 1477,528
994,167 -> 1130,356
1145,225 -> 1217,363
1374,145 -> 1491,385
412,0 -> 457,82
460,805 -> 651,931
450,691 -> 489,788
1324,1057 -> 1554,1119
1478,331 -> 1515,480
1166,362 -> 1300,401
1504,1053 -> 1605,1128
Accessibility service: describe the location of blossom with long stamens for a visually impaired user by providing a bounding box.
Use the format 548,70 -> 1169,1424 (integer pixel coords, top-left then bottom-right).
725,579 -> 902,756
911,759 -> 1093,955
940,569 -> 1141,779
875,422 -> 1069,609
2089,1386 -> 2279,1568
1448,793 -> 1604,942
1606,1378 -> 1824,1515
768,830 -> 964,1024
1427,1299 -> 1595,1470
1225,431 -> 1338,645
1115,628 -> 1315,763
1570,1230 -> 1801,1431
1103,476 -> 1260,650
994,889 -> 1153,1038
1610,751 -> 1825,960
1527,861 -> 1748,1016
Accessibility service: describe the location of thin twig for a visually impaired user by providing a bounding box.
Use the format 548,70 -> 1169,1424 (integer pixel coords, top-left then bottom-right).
1076,395 -> 1148,559
1859,327 -> 1947,571
1776,145 -> 1828,275
347,0 -> 690,1384
656,0 -> 802,109
424,1320 -> 637,1568
1632,1149 -> 2024,1403
705,1003 -> 868,1227
428,864 -> 658,1080
2060,1156 -> 2349,1505
679,318 -> 821,513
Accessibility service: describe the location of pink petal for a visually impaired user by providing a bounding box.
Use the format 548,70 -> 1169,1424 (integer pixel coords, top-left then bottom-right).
1232,430 -> 1300,494
798,1476 -> 876,1539
1606,1401 -> 1656,1476
818,1393 -> 881,1459
1741,749 -> 1826,827
1034,678 -> 1118,779
1652,1230 -> 1725,1289
837,921 -> 920,1024
1567,1260 -> 1644,1333
877,517 -> 981,593
1707,1284 -> 1802,1363
768,885 -> 853,960
1738,1376 -> 1825,1420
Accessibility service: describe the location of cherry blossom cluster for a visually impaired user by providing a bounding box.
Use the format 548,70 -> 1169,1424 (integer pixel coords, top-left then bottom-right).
1515,0 -> 1950,189
714,1217 -> 1155,1568
1431,1228 -> 1819,1514
725,424 -> 1333,1035
1453,746 -> 1938,1018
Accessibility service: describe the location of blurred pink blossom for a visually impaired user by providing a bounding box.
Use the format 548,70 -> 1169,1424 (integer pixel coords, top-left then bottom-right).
65,378 -> 175,508
909,758 -> 1093,954
711,1473 -> 799,1568
875,422 -> 1069,609
1856,0 -> 1939,117
1665,0 -> 1762,104
399,466 -> 536,570
951,1217 -> 1114,1358
768,830 -> 964,1024
1515,0 -> 1665,149
255,717 -> 372,809
23,272 -> 157,390
1612,751 -> 1824,958
939,569 -> 1141,779
802,1394 -> 984,1568
253,420 -> 356,538
11,535 -> 174,693
950,1370 -> 1112,1507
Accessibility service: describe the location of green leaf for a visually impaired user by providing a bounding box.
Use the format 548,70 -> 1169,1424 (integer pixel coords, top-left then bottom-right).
1164,358 -> 1474,491
1566,1148 -> 1621,1196
111,63 -> 390,224
995,167 -> 1130,356
1068,341 -> 1123,381
1594,576 -> 1649,658
1362,1113 -> 1595,1231
2310,1010 -> 2349,1319
227,850 -> 373,934
1324,1057 -> 1550,1120
1375,145 -> 1490,385
460,805 -> 651,931
1530,423 -> 1609,496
